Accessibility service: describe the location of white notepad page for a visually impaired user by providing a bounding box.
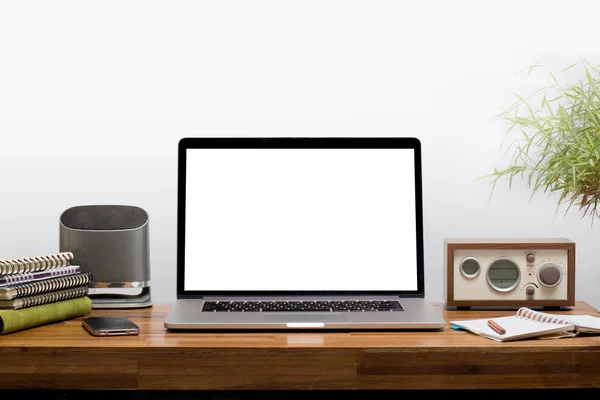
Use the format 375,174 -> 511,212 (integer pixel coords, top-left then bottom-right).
562,315 -> 600,333
450,314 -> 575,342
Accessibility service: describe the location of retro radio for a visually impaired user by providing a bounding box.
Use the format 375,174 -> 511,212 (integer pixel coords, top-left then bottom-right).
444,238 -> 575,310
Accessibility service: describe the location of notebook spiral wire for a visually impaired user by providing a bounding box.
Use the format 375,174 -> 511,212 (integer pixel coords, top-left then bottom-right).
0,252 -> 74,275
16,286 -> 89,308
13,272 -> 93,298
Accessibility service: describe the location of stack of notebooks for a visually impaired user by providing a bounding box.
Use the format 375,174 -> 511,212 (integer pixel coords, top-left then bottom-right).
0,251 -> 93,335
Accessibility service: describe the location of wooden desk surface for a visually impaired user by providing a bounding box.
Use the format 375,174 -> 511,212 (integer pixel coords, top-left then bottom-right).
2,301 -> 600,390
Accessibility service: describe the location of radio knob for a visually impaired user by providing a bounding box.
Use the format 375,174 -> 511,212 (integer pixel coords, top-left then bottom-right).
537,262 -> 563,287
526,285 -> 535,296
526,252 -> 536,263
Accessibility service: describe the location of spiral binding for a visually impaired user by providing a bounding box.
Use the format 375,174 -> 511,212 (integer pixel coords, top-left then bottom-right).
0,265 -> 81,285
10,286 -> 89,309
6,272 -> 93,300
516,307 -> 573,325
0,252 -> 74,275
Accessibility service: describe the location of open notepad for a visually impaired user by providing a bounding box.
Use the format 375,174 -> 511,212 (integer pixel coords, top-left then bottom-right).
450,307 -> 600,342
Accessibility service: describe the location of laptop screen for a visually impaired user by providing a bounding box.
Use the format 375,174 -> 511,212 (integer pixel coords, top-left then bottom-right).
177,137 -> 424,297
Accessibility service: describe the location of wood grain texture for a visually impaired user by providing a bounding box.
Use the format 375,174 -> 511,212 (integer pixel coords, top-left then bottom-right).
1,302 -> 600,390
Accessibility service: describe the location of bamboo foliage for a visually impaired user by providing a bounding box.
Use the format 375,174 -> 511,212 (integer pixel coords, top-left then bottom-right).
482,60 -> 600,222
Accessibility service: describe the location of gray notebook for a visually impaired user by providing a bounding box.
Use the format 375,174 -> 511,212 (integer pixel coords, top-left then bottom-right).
0,272 -> 93,300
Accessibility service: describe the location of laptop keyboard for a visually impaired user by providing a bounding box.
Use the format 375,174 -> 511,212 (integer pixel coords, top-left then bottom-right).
202,300 -> 404,312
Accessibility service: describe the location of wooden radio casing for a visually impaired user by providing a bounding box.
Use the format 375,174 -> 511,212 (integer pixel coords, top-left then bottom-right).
444,238 -> 575,310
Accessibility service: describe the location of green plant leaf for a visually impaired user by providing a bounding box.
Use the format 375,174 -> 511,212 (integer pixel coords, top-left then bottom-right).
481,59 -> 600,224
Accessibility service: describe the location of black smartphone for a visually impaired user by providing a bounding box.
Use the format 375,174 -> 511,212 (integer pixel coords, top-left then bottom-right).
82,316 -> 140,336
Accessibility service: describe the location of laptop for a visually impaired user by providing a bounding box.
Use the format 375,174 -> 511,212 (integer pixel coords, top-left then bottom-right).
164,137 -> 446,330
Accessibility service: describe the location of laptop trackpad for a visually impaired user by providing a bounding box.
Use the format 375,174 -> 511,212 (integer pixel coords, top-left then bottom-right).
265,314 -> 346,323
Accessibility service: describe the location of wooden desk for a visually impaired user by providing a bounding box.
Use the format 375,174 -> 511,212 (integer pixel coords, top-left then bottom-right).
1,301 -> 600,391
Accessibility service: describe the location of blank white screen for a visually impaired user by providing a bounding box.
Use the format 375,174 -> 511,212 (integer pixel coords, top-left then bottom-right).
184,148 -> 418,291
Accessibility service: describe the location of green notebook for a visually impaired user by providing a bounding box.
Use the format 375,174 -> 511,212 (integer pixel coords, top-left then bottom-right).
0,296 -> 92,335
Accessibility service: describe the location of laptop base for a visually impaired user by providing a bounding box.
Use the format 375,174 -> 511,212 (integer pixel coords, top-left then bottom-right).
165,297 -> 446,331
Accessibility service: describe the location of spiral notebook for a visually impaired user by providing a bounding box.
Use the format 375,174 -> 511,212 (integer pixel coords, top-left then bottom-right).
451,307 -> 600,342
0,296 -> 93,335
0,286 -> 89,309
0,265 -> 81,286
0,252 -> 74,276
0,272 -> 93,300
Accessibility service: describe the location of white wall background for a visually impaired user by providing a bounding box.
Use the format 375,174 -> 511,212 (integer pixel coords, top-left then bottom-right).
1,0 -> 599,308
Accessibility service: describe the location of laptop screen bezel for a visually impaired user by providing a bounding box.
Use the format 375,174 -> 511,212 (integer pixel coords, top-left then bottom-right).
176,137 -> 425,298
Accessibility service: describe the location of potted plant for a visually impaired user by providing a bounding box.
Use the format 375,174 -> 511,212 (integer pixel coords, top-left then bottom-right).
481,59 -> 600,223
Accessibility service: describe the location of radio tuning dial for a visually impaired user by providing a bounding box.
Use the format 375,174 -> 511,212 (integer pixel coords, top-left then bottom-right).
526,252 -> 535,263
538,262 -> 563,287
526,285 -> 535,296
